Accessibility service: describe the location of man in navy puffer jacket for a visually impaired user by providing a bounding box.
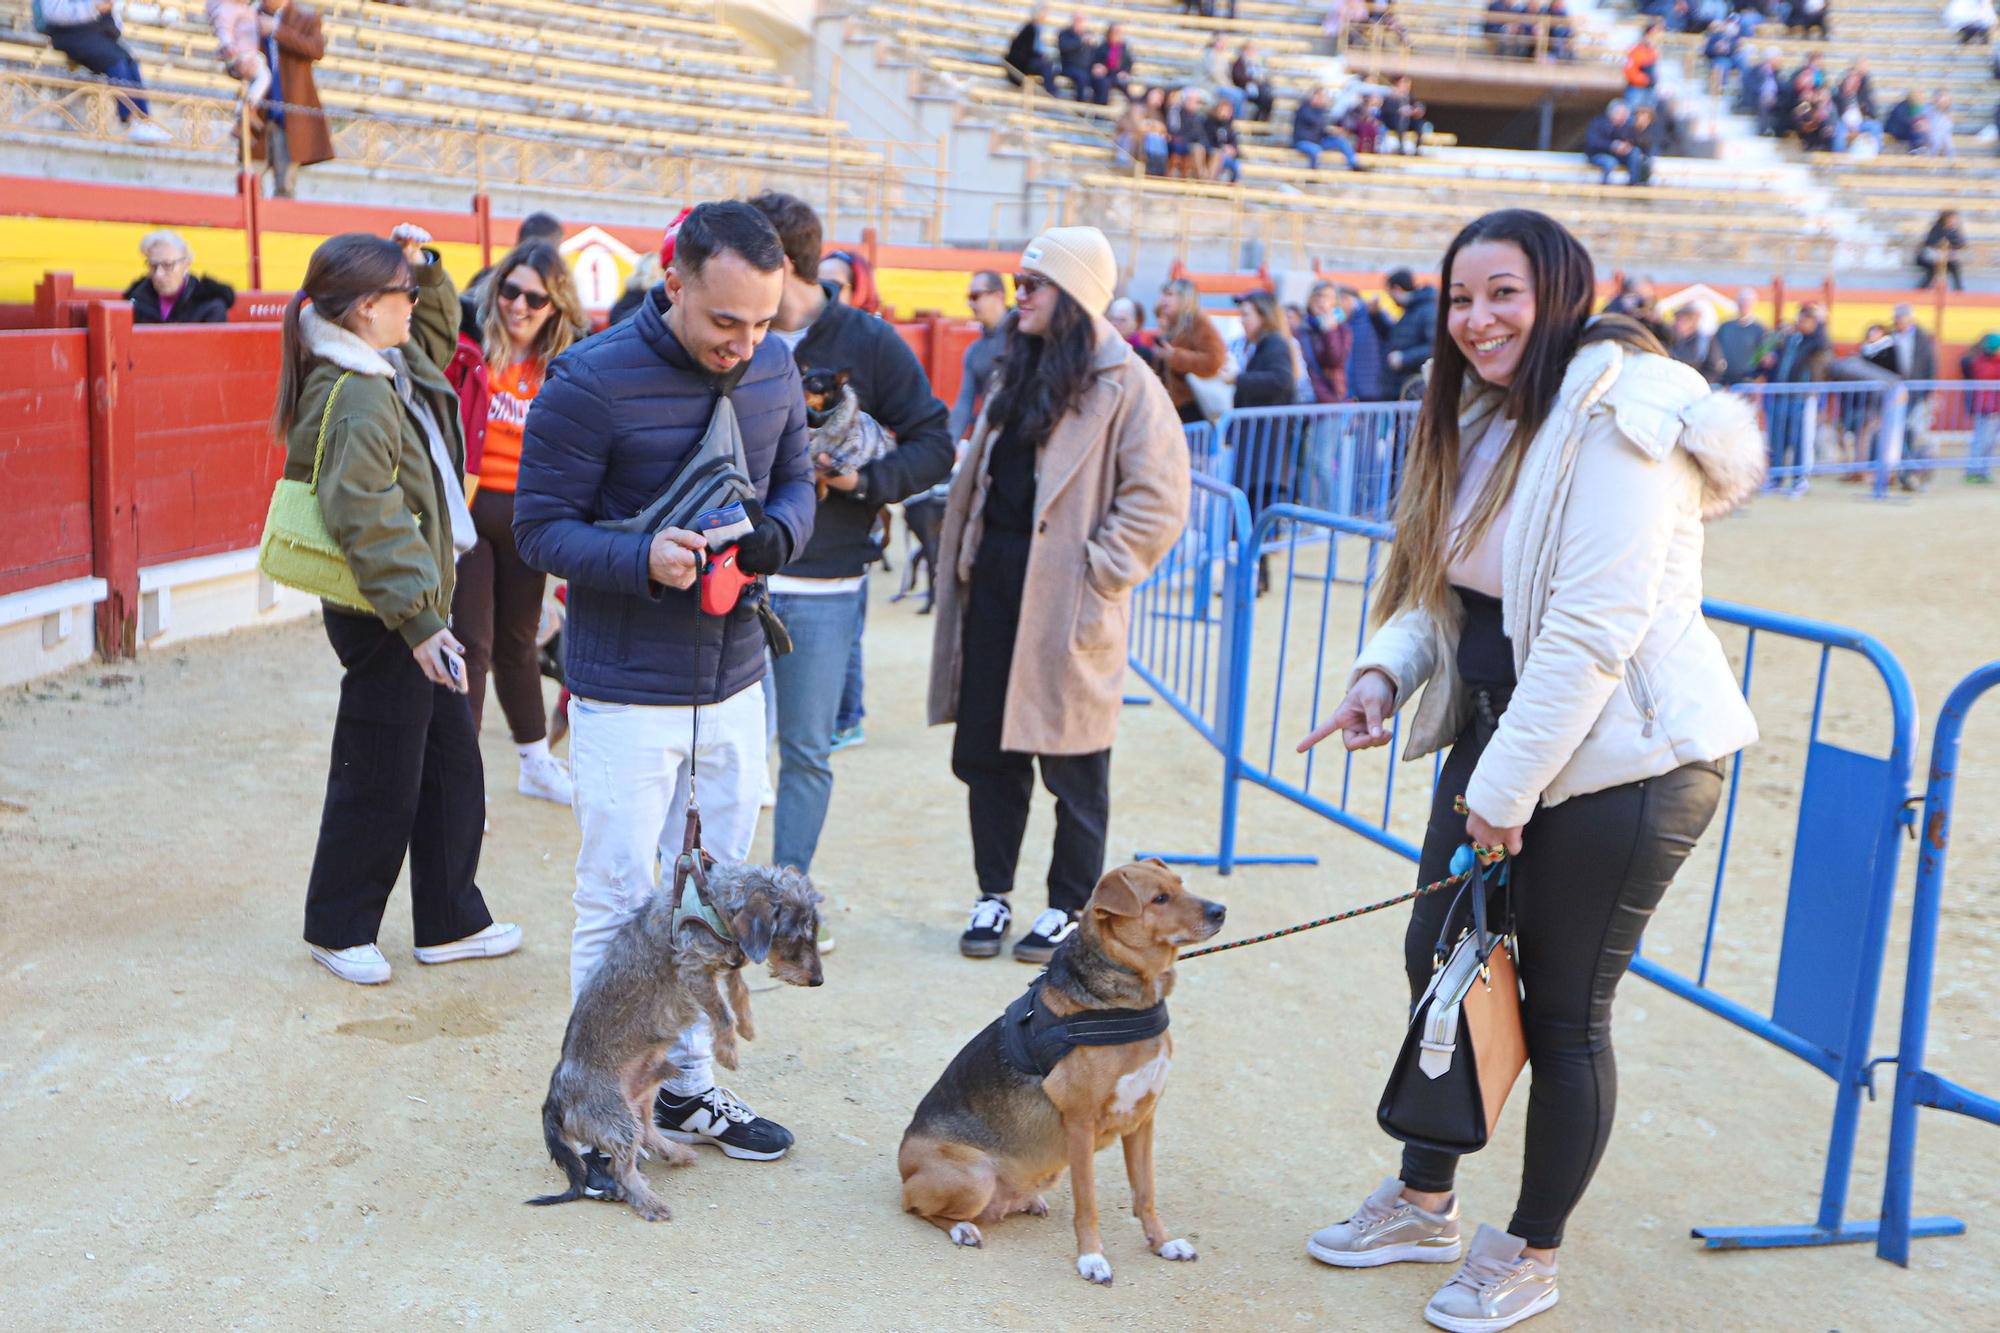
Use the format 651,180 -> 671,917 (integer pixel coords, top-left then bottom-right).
515,201 -> 815,1167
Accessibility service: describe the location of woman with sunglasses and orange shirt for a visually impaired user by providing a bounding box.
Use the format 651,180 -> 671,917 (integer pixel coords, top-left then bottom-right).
452,241 -> 587,809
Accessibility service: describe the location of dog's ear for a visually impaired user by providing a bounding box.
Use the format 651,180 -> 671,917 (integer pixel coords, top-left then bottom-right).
1090,865 -> 1147,919
1142,856 -> 1170,871
731,899 -> 776,964
835,368 -> 850,388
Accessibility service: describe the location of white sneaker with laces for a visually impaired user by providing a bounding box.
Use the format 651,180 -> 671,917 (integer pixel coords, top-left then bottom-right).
413,921 -> 522,964
310,942 -> 392,985
1308,1177 -> 1463,1267
518,753 -> 573,805
1011,907 -> 1079,964
127,120 -> 171,144
1423,1224 -> 1559,1333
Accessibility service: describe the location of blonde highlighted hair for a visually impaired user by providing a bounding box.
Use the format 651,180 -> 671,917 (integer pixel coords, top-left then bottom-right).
479,242 -> 585,371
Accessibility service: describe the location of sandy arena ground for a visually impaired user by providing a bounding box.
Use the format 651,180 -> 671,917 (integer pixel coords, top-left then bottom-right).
2,483 -> 1997,1330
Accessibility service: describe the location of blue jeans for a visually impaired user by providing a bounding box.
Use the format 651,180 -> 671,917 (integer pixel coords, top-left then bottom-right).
1296,135 -> 1358,170
769,588 -> 865,872
837,577 -> 866,733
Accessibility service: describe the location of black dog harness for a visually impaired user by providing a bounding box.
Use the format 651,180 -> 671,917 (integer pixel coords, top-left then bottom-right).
997,977 -> 1171,1079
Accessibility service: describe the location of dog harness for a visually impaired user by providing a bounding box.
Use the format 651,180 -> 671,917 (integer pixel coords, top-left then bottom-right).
669,807 -> 736,947
997,977 -> 1170,1079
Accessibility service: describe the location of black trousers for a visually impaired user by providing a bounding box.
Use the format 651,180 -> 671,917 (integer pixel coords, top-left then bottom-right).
1396,715 -> 1724,1249
951,533 -> 1110,915
303,609 -> 493,950
452,487 -> 549,744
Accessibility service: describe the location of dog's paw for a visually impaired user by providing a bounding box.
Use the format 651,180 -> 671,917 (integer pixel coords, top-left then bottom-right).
629,1195 -> 674,1223
712,1038 -> 741,1071
1076,1252 -> 1113,1285
660,1141 -> 698,1168
949,1221 -> 984,1248
1155,1238 -> 1198,1262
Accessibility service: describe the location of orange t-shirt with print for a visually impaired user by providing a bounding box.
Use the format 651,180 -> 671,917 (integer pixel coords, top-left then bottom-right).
480,359 -> 542,493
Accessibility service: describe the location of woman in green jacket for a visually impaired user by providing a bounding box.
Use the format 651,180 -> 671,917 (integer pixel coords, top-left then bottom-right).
274,226 -> 520,986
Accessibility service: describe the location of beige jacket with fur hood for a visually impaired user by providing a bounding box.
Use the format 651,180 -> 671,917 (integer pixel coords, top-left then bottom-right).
1351,340 -> 1767,828
927,317 -> 1190,755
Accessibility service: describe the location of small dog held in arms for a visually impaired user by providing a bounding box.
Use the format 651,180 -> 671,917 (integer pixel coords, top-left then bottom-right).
801,366 -> 892,499
899,861 -> 1226,1284
530,863 -> 823,1222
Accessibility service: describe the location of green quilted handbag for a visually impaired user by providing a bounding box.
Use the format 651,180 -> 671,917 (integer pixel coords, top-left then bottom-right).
257,372 -> 382,614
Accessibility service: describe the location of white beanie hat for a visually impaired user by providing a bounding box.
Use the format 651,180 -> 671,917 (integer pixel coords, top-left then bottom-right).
1021,226 -> 1117,316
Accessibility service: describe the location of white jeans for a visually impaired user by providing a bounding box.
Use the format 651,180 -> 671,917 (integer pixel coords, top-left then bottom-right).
568,680 -> 766,1097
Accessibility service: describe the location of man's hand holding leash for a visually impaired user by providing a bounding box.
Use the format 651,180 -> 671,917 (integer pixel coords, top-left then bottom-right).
649,527 -> 706,590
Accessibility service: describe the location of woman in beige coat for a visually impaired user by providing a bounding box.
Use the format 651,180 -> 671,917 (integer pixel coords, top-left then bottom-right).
926,227 -> 1189,964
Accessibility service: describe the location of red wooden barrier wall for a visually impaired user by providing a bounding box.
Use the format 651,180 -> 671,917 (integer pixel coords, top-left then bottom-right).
0,330 -> 94,597
130,325 -> 284,566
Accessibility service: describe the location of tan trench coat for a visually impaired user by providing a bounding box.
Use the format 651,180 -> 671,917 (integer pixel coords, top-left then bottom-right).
926,319 -> 1191,755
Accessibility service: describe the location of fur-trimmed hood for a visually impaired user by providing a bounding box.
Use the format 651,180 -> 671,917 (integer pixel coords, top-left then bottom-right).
300,303 -> 397,377
1590,346 -> 1768,520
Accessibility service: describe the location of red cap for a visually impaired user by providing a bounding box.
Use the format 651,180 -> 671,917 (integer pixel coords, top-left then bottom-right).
660,207 -> 694,268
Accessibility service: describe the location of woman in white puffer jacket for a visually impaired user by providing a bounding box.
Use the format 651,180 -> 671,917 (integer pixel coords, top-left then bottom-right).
1298,210 -> 1766,1333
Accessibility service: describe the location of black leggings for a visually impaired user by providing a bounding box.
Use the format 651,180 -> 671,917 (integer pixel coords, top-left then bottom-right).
1396,718 -> 1724,1248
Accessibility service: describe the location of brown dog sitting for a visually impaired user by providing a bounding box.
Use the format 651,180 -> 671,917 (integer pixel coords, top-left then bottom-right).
899,860 -> 1225,1284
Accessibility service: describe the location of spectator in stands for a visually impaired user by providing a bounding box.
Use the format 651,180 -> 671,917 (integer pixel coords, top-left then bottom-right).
1382,268 -> 1437,397
1624,22 -> 1664,105
1832,68 -> 1880,152
1367,0 -> 1413,48
950,270 -> 1012,441
1668,304 -> 1726,383
1716,287 -> 1769,385
820,248 -> 881,315
1148,277 -> 1228,422
1294,87 -> 1365,172
1165,88 -> 1211,178
1885,92 -> 1928,151
747,192 -> 952,892
1486,0 -> 1534,57
1741,49 -> 1784,134
1786,51 -> 1826,94
1704,16 -> 1749,90
1205,98 -> 1244,182
125,232 -> 234,324
1005,6 -> 1057,92
1960,332 -> 2000,482
1916,210 -> 1968,289
1108,296 -> 1153,352
1945,0 -> 1997,42
1089,23 -> 1136,105
1115,86 -> 1170,174
1767,303 -> 1830,491
1301,282 -> 1353,402
1584,99 -> 1647,185
932,227 -> 1187,966
1920,93 -> 1957,158
513,201 -> 811,1162
1201,33 -> 1239,113
1785,0 -> 1830,38
608,254 -> 663,326
1540,0 -> 1576,59
454,241 -> 585,808
279,226 -> 517,987
252,0 -> 331,199
1348,96 -> 1388,155
1792,90 -> 1836,152
1382,75 -> 1427,154
1057,13 -> 1095,100
206,0 -> 273,119
1232,41 -> 1277,123
37,0 -> 170,143
1627,105 -> 1666,173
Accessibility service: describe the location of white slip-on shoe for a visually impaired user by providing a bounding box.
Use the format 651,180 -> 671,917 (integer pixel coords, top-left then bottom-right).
518,753 -> 574,805
1423,1224 -> 1559,1333
413,922 -> 522,965
127,120 -> 172,145
310,943 -> 392,985
1309,1176 -> 1463,1267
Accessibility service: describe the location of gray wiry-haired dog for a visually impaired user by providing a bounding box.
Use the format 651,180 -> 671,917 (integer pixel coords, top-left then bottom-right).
530,864 -> 823,1221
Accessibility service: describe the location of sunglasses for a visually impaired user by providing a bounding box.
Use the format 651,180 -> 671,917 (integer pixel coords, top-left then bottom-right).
376,284 -> 422,302
1011,272 -> 1050,300
498,281 -> 553,311
967,286 -> 1001,302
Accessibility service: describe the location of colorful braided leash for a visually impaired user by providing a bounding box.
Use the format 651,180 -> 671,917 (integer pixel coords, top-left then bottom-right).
1179,795 -> 1506,962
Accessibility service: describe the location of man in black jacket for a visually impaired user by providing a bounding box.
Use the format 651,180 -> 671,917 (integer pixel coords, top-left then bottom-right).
514,201 -> 816,1167
1381,268 -> 1436,397
1056,12 -> 1093,100
1004,7 -> 1056,93
747,193 -> 953,892
125,231 -> 234,323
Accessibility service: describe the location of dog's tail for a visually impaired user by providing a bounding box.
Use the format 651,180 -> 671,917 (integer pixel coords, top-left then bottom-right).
526,1094 -> 590,1207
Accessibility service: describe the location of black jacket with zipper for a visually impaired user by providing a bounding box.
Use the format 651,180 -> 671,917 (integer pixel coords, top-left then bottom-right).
784,281 -> 953,577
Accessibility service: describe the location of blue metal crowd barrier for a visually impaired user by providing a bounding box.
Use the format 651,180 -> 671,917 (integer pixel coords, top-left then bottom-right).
1892,381 -> 2000,484
1876,660 -> 2000,1265
1133,499 -> 1928,1254
1208,403 -> 1417,524
1733,381 -> 1907,498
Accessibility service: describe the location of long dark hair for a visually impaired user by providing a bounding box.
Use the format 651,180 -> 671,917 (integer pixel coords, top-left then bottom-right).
273,233 -> 409,437
987,290 -> 1097,446
1376,208 -> 1662,625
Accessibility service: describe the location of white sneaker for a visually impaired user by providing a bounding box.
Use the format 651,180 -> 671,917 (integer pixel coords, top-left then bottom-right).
518,753 -> 573,805
413,921 -> 522,964
310,942 -> 392,985
1309,1177 -> 1463,1267
127,120 -> 171,145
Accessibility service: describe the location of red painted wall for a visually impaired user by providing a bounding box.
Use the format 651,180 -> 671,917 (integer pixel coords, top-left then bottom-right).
0,331 -> 94,597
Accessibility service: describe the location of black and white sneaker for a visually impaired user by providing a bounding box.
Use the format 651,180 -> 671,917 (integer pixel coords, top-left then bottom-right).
959,895 -> 1013,958
581,1148 -> 618,1200
654,1086 -> 794,1161
1012,908 -> 1078,965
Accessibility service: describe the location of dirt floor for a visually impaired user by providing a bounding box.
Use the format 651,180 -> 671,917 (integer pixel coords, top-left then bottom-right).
1,483 -> 1996,1330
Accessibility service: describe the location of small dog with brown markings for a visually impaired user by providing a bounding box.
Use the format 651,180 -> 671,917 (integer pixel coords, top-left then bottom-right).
899,860 -> 1225,1284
